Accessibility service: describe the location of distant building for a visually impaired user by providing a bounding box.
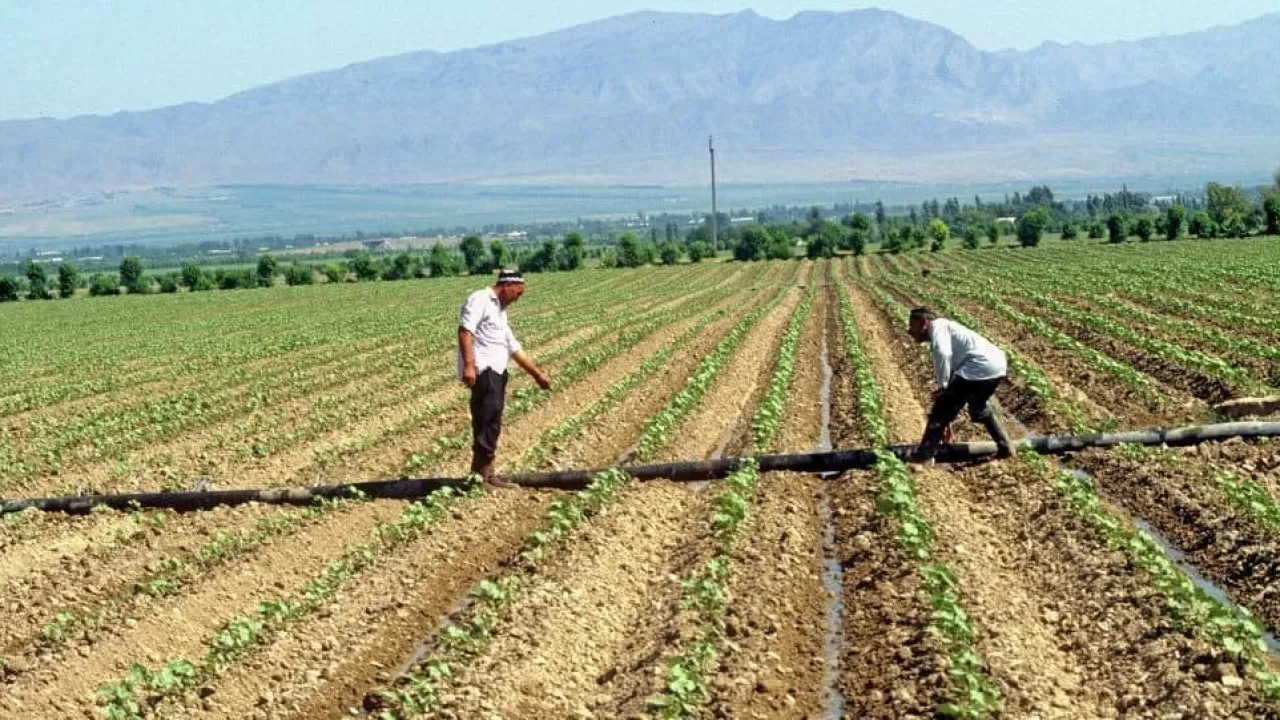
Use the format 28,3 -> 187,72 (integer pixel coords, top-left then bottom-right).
362,239 -> 393,251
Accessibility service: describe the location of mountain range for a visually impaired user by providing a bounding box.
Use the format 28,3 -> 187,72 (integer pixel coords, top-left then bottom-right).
3,8 -> 1278,201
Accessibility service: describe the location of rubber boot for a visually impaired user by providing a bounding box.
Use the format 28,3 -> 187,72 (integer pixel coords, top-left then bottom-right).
979,413 -> 1015,459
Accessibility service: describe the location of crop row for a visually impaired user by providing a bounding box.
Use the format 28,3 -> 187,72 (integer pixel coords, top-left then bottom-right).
366,268 -> 795,717
94,485 -> 472,719
835,278 -> 1000,718
651,280 -> 816,716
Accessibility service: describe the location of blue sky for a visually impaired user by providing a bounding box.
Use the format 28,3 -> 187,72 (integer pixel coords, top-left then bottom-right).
3,0 -> 1277,121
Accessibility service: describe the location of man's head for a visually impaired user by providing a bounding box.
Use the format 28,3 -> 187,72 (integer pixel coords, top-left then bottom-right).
494,269 -> 526,307
908,306 -> 937,343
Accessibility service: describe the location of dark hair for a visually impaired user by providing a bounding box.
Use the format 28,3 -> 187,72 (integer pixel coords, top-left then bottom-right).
909,306 -> 937,323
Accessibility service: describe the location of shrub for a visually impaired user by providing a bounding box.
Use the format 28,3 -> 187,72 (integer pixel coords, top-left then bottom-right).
285,263 -> 315,286
1107,214 -> 1127,244
1016,208 -> 1050,247
89,273 -> 120,296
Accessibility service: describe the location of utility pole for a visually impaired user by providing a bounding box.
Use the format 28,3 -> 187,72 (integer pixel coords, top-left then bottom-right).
709,135 -> 718,254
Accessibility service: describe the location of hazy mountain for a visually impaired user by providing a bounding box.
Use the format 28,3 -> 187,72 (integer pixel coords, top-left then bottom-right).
2,9 -> 1278,200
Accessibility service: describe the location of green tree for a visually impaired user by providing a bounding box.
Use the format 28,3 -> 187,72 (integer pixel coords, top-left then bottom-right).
1189,210 -> 1217,238
1087,221 -> 1105,239
255,254 -> 277,288
118,256 -> 145,293
0,276 -> 18,302
216,269 -> 253,290
986,222 -> 1000,246
843,212 -> 872,235
962,226 -> 981,250
180,262 -> 204,289
489,240 -> 509,270
1016,208 -> 1049,248
459,235 -> 488,275
382,252 -> 417,280
849,228 -> 868,256
428,243 -> 462,277
1060,222 -> 1078,240
616,231 -> 643,268
285,262 -> 315,285
659,242 -> 682,265
158,274 -> 180,293
735,226 -> 769,261
1263,194 -> 1280,236
322,263 -> 346,283
1107,214 -> 1127,244
807,221 -> 840,258
1222,212 -> 1249,238
927,219 -> 950,252
562,232 -> 586,270
523,241 -> 559,273
687,241 -> 711,263
350,252 -> 379,281
1205,183 -> 1250,226
1133,216 -> 1155,242
765,228 -> 794,260
89,273 -> 120,296
1165,204 -> 1187,240
886,226 -> 909,254
24,261 -> 52,299
910,225 -> 927,251
57,262 -> 79,298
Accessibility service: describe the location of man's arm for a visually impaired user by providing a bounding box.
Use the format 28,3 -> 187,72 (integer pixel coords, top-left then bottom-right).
458,328 -> 478,387
512,350 -> 551,390
930,324 -> 953,390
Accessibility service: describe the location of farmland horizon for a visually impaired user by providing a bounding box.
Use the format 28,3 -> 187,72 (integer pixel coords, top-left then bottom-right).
3,168 -> 1274,253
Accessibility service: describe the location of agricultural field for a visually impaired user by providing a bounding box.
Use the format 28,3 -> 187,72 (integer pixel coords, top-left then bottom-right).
2,238 -> 1280,719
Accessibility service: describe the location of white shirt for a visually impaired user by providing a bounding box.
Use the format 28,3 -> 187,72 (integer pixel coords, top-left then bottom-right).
457,288 -> 522,378
928,318 -> 1007,388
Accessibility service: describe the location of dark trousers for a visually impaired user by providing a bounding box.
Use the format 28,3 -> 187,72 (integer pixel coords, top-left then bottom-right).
920,376 -> 1003,448
469,369 -> 507,473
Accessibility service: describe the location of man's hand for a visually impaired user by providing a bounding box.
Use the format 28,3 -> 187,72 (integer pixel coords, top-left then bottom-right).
462,364 -> 477,388
942,424 -> 954,444
533,371 -> 552,391
932,387 -> 944,401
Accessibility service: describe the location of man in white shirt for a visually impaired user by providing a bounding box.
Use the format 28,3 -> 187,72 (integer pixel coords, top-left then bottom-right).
907,306 -> 1015,460
458,269 -> 552,485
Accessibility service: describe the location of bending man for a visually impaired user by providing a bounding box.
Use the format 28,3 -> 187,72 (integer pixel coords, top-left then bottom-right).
908,306 -> 1014,460
458,269 -> 552,485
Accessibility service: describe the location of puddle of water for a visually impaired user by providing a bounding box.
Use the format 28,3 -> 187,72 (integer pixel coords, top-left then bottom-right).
1068,469 -> 1280,660
815,311 -> 848,720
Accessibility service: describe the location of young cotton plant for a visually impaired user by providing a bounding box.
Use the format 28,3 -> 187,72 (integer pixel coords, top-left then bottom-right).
372,468 -> 632,719
838,278 -> 1001,718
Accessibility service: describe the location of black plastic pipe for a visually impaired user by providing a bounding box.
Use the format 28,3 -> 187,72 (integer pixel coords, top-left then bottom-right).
3,421 -> 1278,515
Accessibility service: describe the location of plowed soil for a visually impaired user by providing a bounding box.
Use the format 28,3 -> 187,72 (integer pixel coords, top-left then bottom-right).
844,279 -> 1277,717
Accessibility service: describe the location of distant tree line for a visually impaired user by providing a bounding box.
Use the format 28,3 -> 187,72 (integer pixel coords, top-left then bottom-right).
6,173 -> 1280,303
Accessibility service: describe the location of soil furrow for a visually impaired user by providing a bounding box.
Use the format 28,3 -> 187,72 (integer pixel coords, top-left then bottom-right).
439,481 -> 710,719
0,506 -> 273,655
710,471 -> 828,719
0,500 -> 402,718
1075,445 -> 1280,637
850,279 -> 1278,717
158,491 -> 552,720
1008,296 -> 1226,406
710,282 -> 828,718
656,284 -> 802,462
846,279 -> 1111,718
825,286 -> 948,718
